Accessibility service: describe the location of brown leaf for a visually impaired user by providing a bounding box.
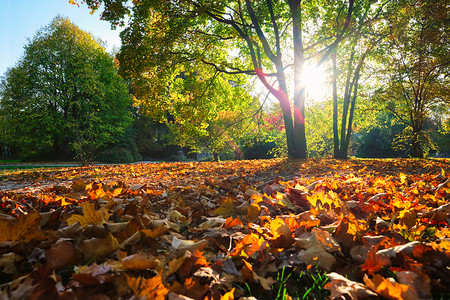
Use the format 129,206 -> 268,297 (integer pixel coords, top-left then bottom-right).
45,239 -> 78,269
78,232 -> 120,262
0,212 -> 44,242
325,272 -> 377,299
121,252 -> 160,270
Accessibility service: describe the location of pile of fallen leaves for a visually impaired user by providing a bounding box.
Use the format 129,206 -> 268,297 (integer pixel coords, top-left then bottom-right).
0,158 -> 449,299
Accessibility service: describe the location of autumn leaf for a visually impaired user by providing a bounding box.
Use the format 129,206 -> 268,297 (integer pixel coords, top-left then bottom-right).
78,232 -> 120,262
360,245 -> 391,274
230,233 -> 266,257
364,274 -> 419,300
220,287 -> 235,300
66,201 -> 109,227
325,272 -> 378,299
0,212 -> 44,242
120,253 -> 161,270
127,272 -> 169,300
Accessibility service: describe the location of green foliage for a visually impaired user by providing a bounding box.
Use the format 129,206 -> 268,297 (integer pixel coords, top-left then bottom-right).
370,0 -> 450,158
77,0 -> 365,159
242,141 -> 277,160
355,110 -> 405,158
134,63 -> 258,158
0,16 -> 132,163
132,114 -> 166,159
435,118 -> 450,154
96,147 -> 135,164
306,100 -> 334,158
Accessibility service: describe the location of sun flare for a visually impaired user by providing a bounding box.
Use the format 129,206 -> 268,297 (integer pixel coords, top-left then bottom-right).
301,63 -> 328,101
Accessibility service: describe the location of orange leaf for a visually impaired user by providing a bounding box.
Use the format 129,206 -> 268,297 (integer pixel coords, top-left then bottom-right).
364,274 -> 419,300
224,216 -> 242,229
230,233 -> 265,257
220,287 -> 235,300
360,246 -> 391,274
127,272 -> 169,300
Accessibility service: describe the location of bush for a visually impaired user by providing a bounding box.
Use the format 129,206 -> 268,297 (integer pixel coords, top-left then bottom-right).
243,141 -> 277,159
96,147 -> 135,164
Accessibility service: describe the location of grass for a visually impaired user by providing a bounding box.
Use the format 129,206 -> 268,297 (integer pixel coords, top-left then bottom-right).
238,265 -> 329,300
0,159 -> 21,164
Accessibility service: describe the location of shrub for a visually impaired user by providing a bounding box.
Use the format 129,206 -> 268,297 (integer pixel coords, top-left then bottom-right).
96,147 -> 135,164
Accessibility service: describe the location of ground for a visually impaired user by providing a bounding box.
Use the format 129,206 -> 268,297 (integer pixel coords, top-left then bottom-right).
0,158 -> 449,299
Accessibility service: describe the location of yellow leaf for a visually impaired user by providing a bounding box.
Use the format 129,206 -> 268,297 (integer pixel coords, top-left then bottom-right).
0,212 -> 44,242
220,287 -> 235,300
67,202 -> 109,227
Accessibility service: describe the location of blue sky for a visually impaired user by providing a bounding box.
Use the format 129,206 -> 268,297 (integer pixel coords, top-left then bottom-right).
0,0 -> 122,75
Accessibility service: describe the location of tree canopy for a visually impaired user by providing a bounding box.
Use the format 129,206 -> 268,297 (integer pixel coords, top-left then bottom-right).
74,0 -> 369,158
0,16 -> 132,162
71,0 -> 450,159
372,0 -> 450,157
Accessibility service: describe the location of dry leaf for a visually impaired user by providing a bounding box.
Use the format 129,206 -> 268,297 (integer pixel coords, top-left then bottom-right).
364,274 -> 419,300
127,272 -> 169,300
325,272 -> 377,299
0,212 -> 44,242
79,232 -> 120,262
67,201 -> 109,227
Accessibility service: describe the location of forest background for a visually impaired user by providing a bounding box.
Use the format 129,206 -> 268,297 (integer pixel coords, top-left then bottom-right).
0,0 -> 449,164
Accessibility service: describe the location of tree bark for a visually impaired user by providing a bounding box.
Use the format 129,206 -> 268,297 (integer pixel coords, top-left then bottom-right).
332,51 -> 339,158
291,0 -> 307,159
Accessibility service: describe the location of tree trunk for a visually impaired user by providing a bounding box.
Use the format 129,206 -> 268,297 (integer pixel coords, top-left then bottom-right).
332,52 -> 340,158
411,132 -> 423,158
213,152 -> 219,161
292,0 -> 307,159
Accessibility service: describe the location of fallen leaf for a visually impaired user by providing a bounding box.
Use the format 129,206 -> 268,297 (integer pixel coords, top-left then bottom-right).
67,201 -> 109,227
363,274 -> 419,300
0,212 -> 44,242
325,272 -> 377,299
78,232 -> 120,262
127,272 -> 169,300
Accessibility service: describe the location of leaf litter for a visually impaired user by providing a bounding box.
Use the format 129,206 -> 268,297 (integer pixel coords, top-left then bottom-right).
0,158 -> 449,299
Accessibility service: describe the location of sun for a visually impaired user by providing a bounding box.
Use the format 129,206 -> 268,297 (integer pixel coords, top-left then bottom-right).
301,63 -> 328,101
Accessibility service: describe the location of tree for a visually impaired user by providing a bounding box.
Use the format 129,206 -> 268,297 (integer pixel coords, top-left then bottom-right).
134,61 -> 257,161
331,0 -> 391,159
373,0 -> 450,158
74,0 -> 364,159
0,16 -> 132,162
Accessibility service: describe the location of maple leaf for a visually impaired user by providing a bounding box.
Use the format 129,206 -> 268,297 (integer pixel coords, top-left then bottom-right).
220,287 -> 235,300
360,245 -> 391,274
364,274 -> 419,300
0,212 -> 45,242
66,201 -> 109,227
230,233 -> 266,257
127,272 -> 169,300
325,272 -> 378,299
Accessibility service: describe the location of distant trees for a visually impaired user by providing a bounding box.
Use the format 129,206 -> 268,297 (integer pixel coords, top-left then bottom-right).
0,17 -> 132,162
372,0 -> 450,157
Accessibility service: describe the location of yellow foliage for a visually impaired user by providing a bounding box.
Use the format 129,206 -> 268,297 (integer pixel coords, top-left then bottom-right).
67,201 -> 109,227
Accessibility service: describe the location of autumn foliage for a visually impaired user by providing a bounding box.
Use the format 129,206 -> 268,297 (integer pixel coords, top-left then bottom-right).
0,158 -> 449,299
